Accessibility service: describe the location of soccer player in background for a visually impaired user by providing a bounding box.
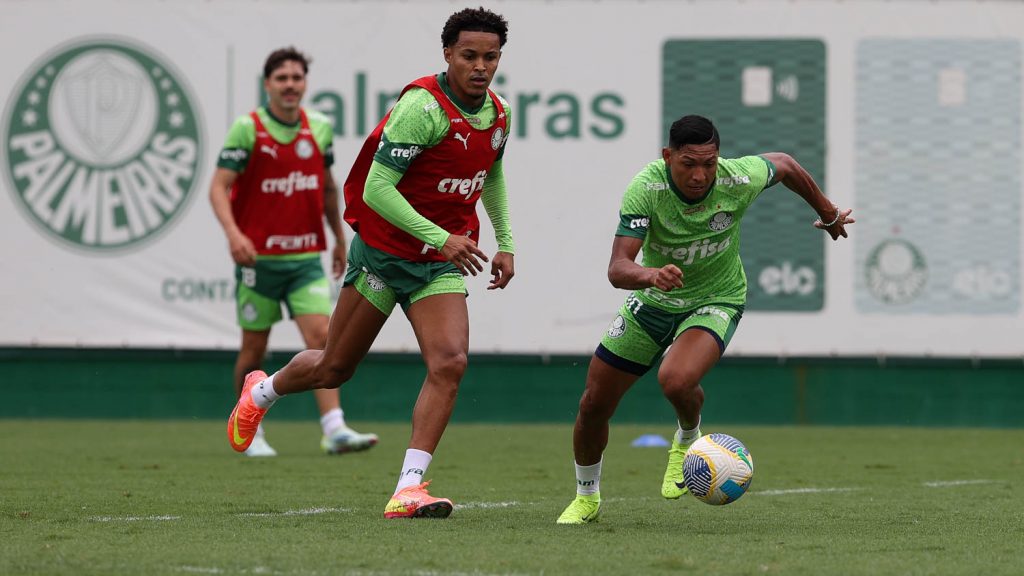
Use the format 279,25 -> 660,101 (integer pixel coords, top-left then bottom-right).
556,115 -> 854,524
209,47 -> 378,457
225,8 -> 516,518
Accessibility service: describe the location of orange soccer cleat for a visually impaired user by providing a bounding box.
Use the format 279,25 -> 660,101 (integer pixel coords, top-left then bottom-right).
227,370 -> 270,452
383,481 -> 453,519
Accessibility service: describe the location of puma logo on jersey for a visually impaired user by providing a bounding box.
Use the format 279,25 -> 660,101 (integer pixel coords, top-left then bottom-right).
259,144 -> 278,159
454,132 -> 470,150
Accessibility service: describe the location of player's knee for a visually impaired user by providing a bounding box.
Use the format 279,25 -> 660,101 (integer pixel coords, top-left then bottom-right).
578,389 -> 615,421
426,350 -> 468,384
658,366 -> 700,398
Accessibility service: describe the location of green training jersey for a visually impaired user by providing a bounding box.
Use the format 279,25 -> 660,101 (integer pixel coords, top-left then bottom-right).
616,156 -> 776,312
373,73 -> 511,172
216,107 -> 334,172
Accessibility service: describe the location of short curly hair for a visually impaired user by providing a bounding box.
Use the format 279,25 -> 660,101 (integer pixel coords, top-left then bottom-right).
263,47 -> 310,79
441,7 -> 508,48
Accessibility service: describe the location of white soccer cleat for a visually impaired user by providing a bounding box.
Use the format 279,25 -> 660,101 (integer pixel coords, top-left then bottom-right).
244,435 -> 278,457
321,426 -> 379,455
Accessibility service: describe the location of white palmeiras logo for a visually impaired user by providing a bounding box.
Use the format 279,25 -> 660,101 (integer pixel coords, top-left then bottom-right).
490,127 -> 504,150
708,211 -> 733,231
865,238 -> 927,304
2,38 -> 203,252
365,272 -> 387,292
607,314 -> 626,338
295,138 -> 314,160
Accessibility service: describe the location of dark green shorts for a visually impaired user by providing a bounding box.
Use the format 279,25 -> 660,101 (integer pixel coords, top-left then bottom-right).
344,234 -> 467,314
235,254 -> 331,330
596,292 -> 744,375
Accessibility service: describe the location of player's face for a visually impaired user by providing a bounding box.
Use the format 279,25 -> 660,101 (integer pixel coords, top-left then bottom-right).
663,143 -> 720,200
444,31 -> 502,107
264,60 -> 306,116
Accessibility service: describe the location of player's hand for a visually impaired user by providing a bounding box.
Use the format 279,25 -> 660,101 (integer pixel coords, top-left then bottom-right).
649,264 -> 684,291
440,235 -> 489,276
229,232 -> 257,266
488,251 -> 515,290
814,207 -> 856,240
331,244 -> 347,279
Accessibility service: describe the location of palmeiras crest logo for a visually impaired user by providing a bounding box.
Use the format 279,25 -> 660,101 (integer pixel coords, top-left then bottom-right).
607,314 -> 626,338
2,38 -> 204,253
865,238 -> 927,304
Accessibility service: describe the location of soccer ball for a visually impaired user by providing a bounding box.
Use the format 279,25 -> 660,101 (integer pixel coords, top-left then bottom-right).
682,433 -> 754,505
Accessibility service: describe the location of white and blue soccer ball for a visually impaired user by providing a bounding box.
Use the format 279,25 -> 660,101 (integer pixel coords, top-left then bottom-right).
682,433 -> 754,505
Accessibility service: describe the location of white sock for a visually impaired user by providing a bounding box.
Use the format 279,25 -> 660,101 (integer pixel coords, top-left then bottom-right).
394,449 -> 432,493
675,415 -> 702,444
575,458 -> 602,496
250,373 -> 281,409
320,408 -> 345,436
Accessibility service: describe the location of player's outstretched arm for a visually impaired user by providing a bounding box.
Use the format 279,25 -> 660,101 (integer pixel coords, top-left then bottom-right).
607,236 -> 683,291
761,152 -> 855,240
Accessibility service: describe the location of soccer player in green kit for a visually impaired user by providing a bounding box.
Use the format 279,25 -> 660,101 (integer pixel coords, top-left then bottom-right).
210,47 -> 377,457
226,8 -> 515,518
557,115 -> 854,524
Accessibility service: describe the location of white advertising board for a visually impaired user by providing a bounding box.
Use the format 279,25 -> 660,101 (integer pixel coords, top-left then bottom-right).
1,0 -> 1022,357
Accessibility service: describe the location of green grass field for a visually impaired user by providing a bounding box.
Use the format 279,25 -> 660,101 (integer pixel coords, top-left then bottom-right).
1,420 -> 1022,575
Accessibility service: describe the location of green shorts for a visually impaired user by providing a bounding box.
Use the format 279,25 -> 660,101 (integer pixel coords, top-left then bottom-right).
235,254 -> 331,331
344,234 -> 467,315
596,292 -> 744,376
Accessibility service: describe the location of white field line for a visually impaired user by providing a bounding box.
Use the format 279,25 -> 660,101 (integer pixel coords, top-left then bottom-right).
237,507 -> 349,517
177,566 -> 533,576
453,501 -> 521,510
89,515 -> 180,522
922,479 -> 996,488
753,487 -> 861,496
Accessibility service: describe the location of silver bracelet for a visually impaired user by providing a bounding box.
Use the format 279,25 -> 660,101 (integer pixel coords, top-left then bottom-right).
820,206 -> 841,227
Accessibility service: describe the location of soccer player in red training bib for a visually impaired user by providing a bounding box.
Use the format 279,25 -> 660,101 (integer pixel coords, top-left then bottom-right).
556,115 -> 854,524
225,9 -> 516,518
211,47 -> 377,458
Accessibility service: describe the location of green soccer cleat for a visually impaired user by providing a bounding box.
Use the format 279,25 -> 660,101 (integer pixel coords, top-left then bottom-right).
556,492 -> 601,525
661,433 -> 702,499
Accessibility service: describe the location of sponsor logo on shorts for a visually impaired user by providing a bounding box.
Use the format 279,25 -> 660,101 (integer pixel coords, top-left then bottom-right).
708,211 -> 733,231
607,314 -> 626,338
3,38 -> 203,252
694,305 -> 730,323
365,272 -> 387,292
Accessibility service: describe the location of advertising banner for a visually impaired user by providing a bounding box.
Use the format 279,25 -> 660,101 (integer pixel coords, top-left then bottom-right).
1,1 -> 1022,357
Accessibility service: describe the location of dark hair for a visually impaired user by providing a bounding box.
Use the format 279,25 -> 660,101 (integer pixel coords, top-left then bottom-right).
263,47 -> 310,79
668,115 -> 720,149
441,7 -> 509,48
